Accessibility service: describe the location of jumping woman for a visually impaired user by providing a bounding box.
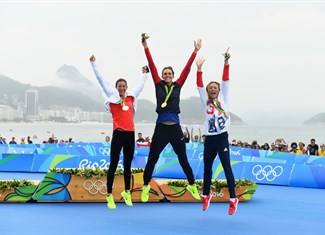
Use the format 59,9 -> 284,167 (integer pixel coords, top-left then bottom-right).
90,55 -> 148,209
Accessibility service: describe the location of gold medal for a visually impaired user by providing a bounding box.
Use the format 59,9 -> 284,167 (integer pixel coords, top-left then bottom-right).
161,102 -> 167,108
122,106 -> 129,111
141,33 -> 149,42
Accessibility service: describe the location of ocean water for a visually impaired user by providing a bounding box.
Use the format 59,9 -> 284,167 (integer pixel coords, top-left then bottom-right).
1,122 -> 324,146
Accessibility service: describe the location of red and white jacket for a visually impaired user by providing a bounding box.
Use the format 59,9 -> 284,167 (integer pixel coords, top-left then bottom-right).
197,64 -> 230,136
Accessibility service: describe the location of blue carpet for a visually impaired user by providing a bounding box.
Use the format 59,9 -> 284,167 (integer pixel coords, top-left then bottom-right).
0,184 -> 324,235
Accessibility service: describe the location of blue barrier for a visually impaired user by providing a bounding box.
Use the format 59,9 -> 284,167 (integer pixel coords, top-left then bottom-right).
1,143 -> 325,189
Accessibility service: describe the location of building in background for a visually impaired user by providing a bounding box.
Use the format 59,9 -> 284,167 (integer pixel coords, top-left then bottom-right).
25,89 -> 39,121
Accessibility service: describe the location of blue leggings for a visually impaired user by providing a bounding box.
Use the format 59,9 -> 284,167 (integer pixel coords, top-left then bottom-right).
203,132 -> 236,198
143,123 -> 195,185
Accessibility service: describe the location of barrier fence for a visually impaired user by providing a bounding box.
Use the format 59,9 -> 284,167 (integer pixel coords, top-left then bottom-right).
0,143 -> 324,188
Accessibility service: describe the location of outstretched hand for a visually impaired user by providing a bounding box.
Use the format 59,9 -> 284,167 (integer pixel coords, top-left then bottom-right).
89,55 -> 96,62
141,33 -> 149,48
142,65 -> 150,74
194,38 -> 202,53
222,47 -> 230,62
196,57 -> 205,70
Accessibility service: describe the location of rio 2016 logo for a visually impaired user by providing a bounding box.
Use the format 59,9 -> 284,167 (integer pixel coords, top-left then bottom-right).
78,159 -> 123,169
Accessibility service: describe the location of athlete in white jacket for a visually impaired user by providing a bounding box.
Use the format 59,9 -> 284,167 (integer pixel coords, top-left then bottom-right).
196,49 -> 238,215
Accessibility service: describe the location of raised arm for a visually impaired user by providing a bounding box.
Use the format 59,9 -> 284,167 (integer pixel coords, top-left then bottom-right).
142,34 -> 161,84
132,65 -> 149,98
220,48 -> 230,105
196,56 -> 205,88
176,38 -> 202,87
196,57 -> 208,107
89,55 -> 115,98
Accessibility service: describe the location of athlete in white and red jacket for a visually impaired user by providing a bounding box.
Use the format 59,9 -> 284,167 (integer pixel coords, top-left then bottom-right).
90,55 -> 148,209
196,49 -> 238,215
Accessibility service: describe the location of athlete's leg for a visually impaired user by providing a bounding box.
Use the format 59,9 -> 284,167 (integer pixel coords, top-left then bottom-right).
122,131 -> 135,191
143,124 -> 169,185
107,130 -> 124,194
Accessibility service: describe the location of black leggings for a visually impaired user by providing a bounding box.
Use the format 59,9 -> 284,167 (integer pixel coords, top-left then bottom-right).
107,130 -> 135,194
203,132 -> 236,198
143,123 -> 195,185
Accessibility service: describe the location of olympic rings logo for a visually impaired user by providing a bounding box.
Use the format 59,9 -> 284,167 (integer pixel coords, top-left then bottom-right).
83,180 -> 107,195
98,147 -> 110,156
252,165 -> 283,181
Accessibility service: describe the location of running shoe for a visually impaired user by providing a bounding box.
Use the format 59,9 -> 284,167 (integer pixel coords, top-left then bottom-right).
121,190 -> 133,206
228,198 -> 239,215
186,184 -> 200,200
201,194 -> 212,211
141,185 -> 151,202
106,195 -> 116,209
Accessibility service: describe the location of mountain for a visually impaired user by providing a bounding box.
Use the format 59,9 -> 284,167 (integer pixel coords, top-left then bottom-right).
0,75 -> 103,111
303,113 -> 325,125
55,64 -> 104,102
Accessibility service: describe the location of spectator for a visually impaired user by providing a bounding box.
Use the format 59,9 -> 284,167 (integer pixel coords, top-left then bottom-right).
105,136 -> 111,143
201,134 -> 206,144
274,144 -> 280,152
145,136 -> 151,146
136,133 -> 145,143
183,127 -> 190,143
20,137 -> 26,144
299,142 -> 307,154
0,136 -> 7,144
231,139 -> 237,146
27,136 -> 33,144
290,142 -> 303,154
251,140 -> 258,149
236,140 -> 243,147
282,144 -> 289,152
319,143 -> 325,157
191,127 -> 202,143
270,143 -> 276,151
263,143 -> 270,150
307,138 -> 319,155
9,137 -> 17,144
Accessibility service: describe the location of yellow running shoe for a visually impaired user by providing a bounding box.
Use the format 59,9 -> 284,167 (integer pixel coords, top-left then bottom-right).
186,184 -> 200,200
106,195 -> 116,209
121,190 -> 133,206
141,185 -> 151,202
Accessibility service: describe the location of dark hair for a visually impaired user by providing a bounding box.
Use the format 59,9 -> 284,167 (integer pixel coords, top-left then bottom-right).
162,66 -> 174,76
291,142 -> 298,148
115,78 -> 127,87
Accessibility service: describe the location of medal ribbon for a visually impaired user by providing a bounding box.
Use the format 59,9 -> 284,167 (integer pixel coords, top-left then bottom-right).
163,85 -> 174,104
211,98 -> 225,113
120,97 -> 126,108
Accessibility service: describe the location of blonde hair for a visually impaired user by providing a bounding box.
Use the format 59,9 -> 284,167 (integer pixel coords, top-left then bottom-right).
205,81 -> 220,106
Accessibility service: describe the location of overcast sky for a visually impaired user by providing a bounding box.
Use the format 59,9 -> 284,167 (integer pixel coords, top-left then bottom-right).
1,1 -> 324,124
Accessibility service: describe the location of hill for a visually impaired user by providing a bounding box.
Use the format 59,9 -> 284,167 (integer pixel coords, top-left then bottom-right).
303,113 -> 325,125
0,75 -> 103,111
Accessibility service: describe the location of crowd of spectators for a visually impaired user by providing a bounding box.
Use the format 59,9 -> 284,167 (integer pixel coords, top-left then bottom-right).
1,133 -> 324,157
230,138 -> 325,156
